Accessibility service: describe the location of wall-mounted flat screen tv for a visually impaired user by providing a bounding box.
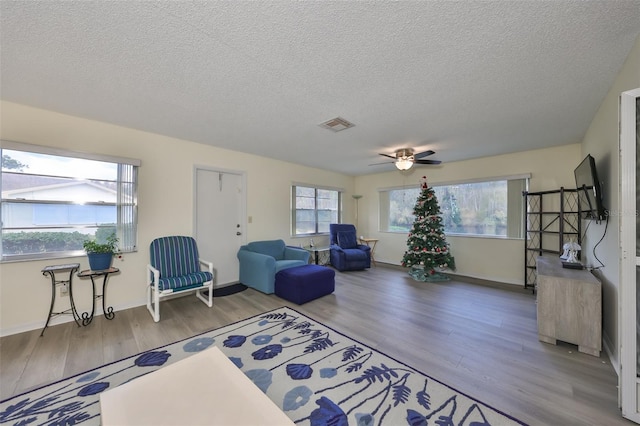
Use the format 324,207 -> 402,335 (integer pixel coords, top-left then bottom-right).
574,154 -> 606,221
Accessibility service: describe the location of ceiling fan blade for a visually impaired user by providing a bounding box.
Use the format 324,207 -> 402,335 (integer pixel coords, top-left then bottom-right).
415,159 -> 442,165
379,153 -> 397,160
414,150 -> 435,159
369,160 -> 395,166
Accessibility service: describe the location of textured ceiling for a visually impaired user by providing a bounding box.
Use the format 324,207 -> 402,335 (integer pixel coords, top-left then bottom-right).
1,1 -> 639,176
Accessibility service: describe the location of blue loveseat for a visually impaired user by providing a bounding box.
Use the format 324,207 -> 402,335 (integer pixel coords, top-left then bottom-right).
329,224 -> 371,271
237,239 -> 310,294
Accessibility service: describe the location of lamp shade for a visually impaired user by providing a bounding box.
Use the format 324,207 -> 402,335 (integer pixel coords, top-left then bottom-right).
395,159 -> 413,170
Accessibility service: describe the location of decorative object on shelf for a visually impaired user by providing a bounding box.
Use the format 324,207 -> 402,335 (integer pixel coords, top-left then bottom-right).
561,240 -> 583,269
560,240 -> 581,263
83,233 -> 119,271
401,176 -> 456,282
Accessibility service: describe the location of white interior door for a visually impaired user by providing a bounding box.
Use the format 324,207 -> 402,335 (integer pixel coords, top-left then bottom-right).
194,167 -> 245,287
620,88 -> 640,423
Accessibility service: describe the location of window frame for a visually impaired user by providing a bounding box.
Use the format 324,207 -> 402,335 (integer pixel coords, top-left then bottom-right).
1,141 -> 140,262
291,183 -> 342,237
379,174 -> 529,239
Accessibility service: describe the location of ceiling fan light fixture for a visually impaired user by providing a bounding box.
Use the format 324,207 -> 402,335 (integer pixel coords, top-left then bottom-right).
373,147 -> 439,170
394,148 -> 415,170
395,158 -> 413,170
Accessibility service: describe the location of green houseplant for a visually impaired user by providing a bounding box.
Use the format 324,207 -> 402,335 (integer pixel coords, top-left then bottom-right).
83,233 -> 119,271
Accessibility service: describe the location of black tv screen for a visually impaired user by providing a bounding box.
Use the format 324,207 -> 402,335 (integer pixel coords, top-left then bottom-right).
574,154 -> 606,221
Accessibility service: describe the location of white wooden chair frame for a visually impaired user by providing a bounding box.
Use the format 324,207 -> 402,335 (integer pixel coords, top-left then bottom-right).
146,259 -> 214,322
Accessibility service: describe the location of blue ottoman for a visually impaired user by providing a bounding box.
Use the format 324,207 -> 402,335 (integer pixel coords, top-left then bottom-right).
275,264 -> 335,304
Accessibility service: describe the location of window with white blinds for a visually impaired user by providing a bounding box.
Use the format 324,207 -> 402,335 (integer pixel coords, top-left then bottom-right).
1,141 -> 140,262
291,184 -> 342,236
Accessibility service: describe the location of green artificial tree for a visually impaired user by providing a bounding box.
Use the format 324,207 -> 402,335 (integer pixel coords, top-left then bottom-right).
401,176 -> 456,282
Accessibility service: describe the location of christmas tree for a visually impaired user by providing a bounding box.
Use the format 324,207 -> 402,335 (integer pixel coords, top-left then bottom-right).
401,176 -> 456,282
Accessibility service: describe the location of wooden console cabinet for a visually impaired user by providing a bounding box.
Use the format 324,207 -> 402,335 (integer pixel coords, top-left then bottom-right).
536,256 -> 601,356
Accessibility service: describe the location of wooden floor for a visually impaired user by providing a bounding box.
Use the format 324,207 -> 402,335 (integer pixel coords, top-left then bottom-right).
0,265 -> 630,425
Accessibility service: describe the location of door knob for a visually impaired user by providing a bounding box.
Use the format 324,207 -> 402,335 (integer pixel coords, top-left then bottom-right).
236,232 -> 242,236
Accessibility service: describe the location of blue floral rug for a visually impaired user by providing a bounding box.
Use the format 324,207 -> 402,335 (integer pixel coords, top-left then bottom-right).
0,307 -> 526,425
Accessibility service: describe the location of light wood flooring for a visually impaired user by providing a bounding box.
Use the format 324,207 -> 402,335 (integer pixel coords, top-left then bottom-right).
0,264 -> 630,425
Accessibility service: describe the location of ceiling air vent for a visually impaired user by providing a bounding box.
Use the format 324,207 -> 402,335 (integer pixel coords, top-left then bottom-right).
319,117 -> 355,132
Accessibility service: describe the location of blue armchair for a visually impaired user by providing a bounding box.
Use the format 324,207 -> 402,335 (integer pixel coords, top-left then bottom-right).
237,239 -> 310,294
329,224 -> 371,271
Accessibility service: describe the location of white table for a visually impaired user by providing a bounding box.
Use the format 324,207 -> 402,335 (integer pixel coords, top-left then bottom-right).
100,346 -> 294,426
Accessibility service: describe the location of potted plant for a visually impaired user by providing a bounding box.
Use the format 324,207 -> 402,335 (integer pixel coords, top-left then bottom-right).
83,233 -> 119,271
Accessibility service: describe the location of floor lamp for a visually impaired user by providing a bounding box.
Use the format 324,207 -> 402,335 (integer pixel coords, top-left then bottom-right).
352,195 -> 362,229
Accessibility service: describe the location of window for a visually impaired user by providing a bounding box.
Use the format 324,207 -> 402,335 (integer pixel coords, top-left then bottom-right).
292,184 -> 341,236
380,176 -> 528,238
1,142 -> 140,261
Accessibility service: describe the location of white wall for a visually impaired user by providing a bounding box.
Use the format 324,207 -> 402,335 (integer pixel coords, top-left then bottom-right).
3,40 -> 634,335
0,101 -> 355,335
354,144 -> 582,285
580,34 -> 640,369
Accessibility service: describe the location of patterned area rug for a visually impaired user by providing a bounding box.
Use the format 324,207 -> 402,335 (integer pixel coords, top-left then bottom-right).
0,307 -> 526,425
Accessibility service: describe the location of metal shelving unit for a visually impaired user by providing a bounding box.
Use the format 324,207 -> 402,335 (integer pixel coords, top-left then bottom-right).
523,187 -> 581,291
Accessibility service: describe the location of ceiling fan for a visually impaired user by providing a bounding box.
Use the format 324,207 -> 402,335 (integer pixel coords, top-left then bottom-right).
371,148 -> 442,170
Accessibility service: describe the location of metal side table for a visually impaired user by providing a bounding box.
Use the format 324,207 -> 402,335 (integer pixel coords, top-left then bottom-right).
303,245 -> 331,266
77,267 -> 120,326
40,263 -> 81,336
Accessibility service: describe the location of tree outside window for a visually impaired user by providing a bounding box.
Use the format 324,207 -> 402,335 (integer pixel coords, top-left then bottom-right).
380,178 -> 526,238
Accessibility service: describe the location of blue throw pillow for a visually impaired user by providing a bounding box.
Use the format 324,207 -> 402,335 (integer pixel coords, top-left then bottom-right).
337,231 -> 358,249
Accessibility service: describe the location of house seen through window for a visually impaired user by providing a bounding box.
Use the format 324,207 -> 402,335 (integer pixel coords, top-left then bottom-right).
380,177 -> 528,238
292,185 -> 341,236
1,144 -> 139,262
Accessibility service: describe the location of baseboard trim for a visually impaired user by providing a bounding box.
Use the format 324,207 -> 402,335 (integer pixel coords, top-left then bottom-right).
0,298 -> 147,337
376,262 -> 528,293
0,281 -> 244,337
603,330 -> 619,376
